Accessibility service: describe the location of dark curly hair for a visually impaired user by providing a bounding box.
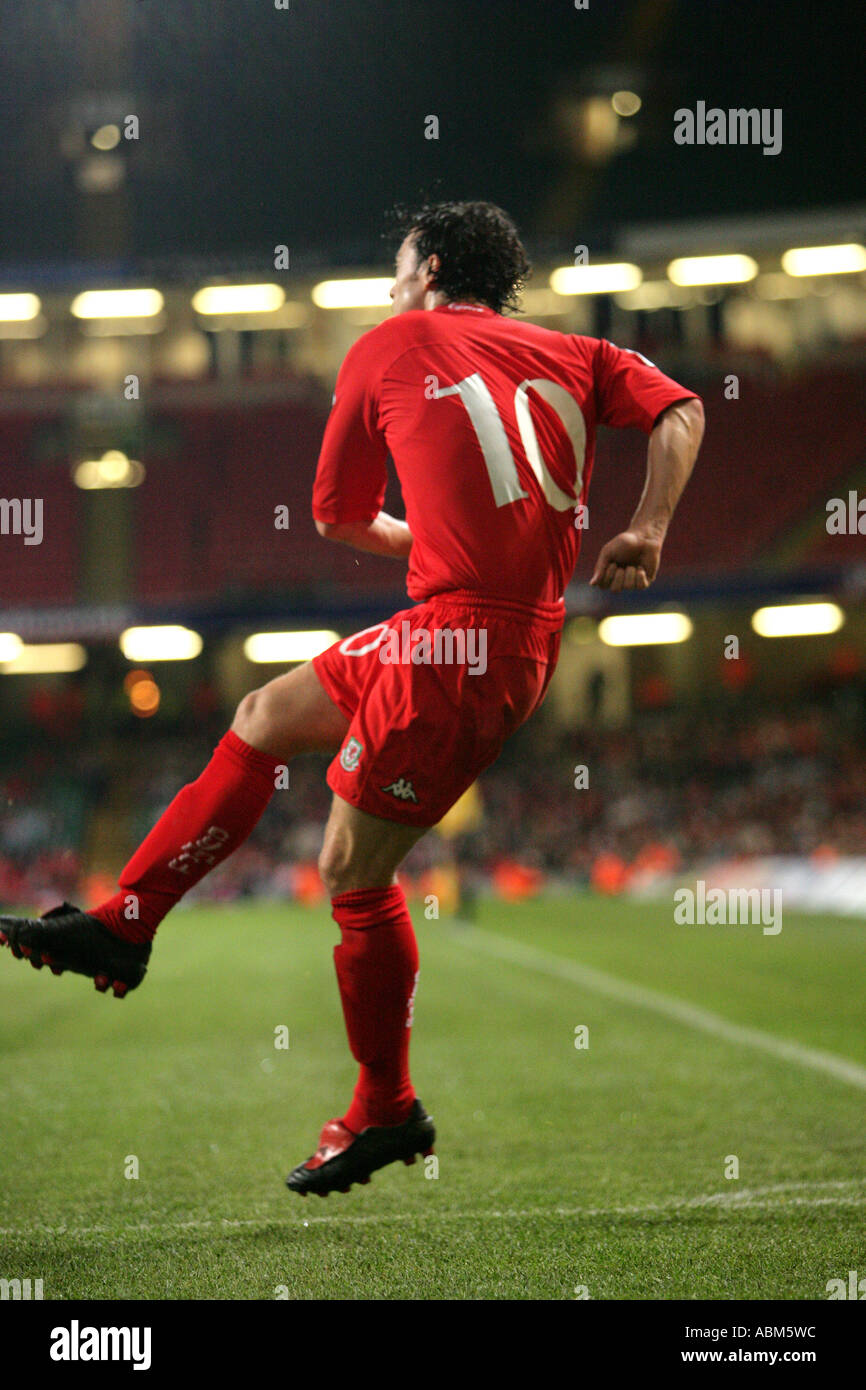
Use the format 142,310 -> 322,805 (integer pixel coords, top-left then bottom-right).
387,200 -> 531,314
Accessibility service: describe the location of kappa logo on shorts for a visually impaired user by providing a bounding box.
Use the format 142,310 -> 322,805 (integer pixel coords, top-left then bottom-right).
382,777 -> 418,803
339,737 -> 364,772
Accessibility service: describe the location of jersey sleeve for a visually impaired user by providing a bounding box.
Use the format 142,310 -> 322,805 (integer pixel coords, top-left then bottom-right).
593,338 -> 699,432
312,333 -> 390,525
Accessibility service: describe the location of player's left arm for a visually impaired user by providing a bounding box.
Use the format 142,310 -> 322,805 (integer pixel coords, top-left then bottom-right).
590,397 -> 704,591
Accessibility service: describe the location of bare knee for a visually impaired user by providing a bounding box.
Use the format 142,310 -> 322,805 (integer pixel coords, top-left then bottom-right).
232,686 -> 281,753
232,663 -> 348,760
231,680 -> 302,755
232,678 -> 300,756
318,838 -> 348,898
319,834 -> 362,897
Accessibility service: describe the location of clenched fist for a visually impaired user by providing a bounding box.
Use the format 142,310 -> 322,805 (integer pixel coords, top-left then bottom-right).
589,530 -> 663,592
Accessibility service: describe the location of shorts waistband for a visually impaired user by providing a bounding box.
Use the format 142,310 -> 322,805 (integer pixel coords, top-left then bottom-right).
424,589 -> 566,629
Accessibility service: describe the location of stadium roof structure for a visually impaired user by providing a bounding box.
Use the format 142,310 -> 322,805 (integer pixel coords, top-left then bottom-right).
0,0 -> 860,269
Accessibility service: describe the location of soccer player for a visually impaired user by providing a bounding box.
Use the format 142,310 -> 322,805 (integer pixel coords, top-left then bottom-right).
0,201 -> 704,1196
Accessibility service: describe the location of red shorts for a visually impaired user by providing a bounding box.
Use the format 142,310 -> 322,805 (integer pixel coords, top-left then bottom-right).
313,590 -> 564,827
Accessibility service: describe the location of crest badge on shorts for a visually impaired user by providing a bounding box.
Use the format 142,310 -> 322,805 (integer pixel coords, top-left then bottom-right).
339,737 -> 364,772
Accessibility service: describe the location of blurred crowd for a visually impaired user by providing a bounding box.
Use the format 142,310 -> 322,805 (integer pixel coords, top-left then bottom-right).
475,690 -> 866,892
2,681 -> 865,914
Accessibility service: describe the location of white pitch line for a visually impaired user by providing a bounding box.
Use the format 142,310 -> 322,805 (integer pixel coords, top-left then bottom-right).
449,924 -> 866,1091
301,1184 -> 866,1227
1,1181 -> 865,1238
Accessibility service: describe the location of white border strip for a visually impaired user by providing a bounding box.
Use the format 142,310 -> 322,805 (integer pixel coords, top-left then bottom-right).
450,924 -> 866,1090
1,1181 -> 864,1238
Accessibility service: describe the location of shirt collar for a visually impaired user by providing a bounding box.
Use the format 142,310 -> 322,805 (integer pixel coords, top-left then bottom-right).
433,301 -> 497,317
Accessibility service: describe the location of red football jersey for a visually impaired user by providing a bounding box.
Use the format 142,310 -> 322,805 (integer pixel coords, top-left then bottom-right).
312,301 -> 698,607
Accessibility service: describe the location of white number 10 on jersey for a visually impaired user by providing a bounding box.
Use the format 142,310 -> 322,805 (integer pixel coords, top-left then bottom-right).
434,373 -> 586,512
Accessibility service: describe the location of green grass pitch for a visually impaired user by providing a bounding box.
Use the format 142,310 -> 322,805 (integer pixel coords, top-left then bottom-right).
0,894 -> 863,1300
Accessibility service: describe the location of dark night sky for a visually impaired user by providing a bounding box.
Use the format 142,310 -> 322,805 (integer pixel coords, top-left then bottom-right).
0,0 -> 860,270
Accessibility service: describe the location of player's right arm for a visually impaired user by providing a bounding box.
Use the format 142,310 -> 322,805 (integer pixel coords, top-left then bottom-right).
312,329 -> 412,561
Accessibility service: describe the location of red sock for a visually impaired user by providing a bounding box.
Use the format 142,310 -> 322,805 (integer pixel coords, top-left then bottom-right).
331,885 -> 419,1132
90,730 -> 279,943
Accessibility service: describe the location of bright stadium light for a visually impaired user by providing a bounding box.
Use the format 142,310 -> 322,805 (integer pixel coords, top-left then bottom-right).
120,626 -> 203,661
192,284 -> 286,315
73,450 -> 145,490
751,602 -> 844,638
0,634 -> 23,662
611,90 -> 641,117
550,263 -> 642,295
244,631 -> 339,664
667,254 -> 758,286
71,288 -> 164,319
780,243 -> 866,277
311,278 -> 394,309
0,293 -> 41,322
128,675 -> 161,717
1,643 -> 87,674
598,613 -> 693,646
91,124 -> 121,151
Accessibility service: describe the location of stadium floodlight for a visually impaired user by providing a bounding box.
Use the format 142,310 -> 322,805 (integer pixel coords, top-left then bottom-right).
666,254 -> 758,286
598,613 -> 693,646
780,243 -> 866,278
128,675 -> 160,716
244,631 -> 339,664
751,602 -> 844,638
192,284 -> 286,315
611,91 -> 641,117
550,263 -> 642,296
73,450 -> 145,490
0,293 -> 41,322
71,289 -> 164,319
1,643 -> 87,675
120,626 -> 203,661
311,279 -> 394,309
0,634 -> 23,663
91,124 -> 121,151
